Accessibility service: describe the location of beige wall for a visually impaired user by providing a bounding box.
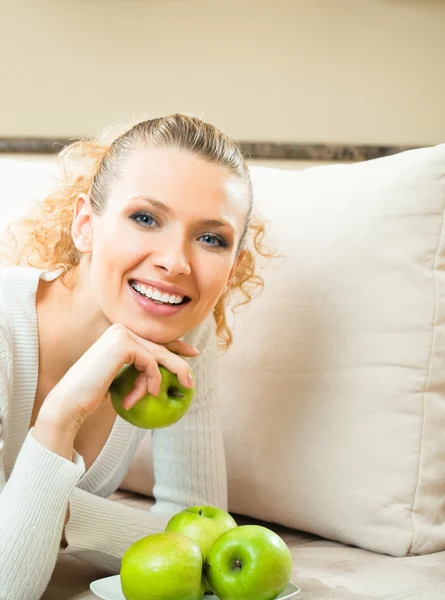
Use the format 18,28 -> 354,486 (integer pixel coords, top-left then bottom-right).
1,0 -> 444,145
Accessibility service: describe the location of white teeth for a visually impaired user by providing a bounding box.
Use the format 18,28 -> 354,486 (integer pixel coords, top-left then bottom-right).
130,281 -> 185,305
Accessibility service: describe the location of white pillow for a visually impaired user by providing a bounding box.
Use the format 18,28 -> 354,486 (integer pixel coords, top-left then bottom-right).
0,157 -> 58,227
123,144 -> 445,557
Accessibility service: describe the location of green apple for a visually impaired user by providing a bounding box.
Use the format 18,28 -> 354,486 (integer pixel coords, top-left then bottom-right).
166,505 -> 238,593
205,525 -> 293,600
120,531 -> 205,600
166,506 -> 238,559
109,363 -> 194,429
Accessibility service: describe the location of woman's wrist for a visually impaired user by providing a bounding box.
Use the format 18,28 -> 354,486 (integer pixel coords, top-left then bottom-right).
32,406 -> 79,462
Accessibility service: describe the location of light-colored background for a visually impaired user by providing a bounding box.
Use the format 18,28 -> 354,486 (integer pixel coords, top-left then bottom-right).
1,0 -> 444,146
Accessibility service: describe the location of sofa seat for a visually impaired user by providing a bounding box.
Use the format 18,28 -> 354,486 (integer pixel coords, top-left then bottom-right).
41,491 -> 445,600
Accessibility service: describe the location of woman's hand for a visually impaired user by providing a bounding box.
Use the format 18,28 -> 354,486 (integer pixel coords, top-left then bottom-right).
33,323 -> 198,457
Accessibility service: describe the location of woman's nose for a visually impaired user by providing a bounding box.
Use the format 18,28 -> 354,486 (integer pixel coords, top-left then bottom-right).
151,238 -> 192,277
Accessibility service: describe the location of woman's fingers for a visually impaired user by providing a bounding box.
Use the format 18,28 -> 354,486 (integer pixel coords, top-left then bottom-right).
123,370 -> 149,410
122,336 -> 199,410
132,351 -> 162,396
164,340 -> 200,357
125,330 -> 196,390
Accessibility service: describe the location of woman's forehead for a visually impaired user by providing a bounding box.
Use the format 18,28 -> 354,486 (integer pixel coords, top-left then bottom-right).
109,146 -> 249,223
118,146 -> 227,191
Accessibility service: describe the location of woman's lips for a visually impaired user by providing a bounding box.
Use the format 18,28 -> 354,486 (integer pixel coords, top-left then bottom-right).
129,282 -> 190,317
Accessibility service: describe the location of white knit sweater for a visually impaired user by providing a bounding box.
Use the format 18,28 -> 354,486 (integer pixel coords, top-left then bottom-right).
0,265 -> 227,600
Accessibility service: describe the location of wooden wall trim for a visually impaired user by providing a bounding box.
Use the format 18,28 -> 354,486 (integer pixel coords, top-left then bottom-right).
0,137 -> 419,162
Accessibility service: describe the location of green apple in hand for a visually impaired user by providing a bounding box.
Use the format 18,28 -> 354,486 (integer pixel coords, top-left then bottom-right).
166,505 -> 238,593
205,525 -> 293,600
109,363 -> 194,429
120,531 -> 204,600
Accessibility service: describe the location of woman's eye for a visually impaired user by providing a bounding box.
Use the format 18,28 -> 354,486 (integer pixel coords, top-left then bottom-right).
199,234 -> 228,248
130,213 -> 227,248
130,212 -> 157,227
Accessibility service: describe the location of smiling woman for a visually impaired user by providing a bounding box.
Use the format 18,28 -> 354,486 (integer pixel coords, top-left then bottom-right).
0,114 -> 276,600
1,114 -> 274,350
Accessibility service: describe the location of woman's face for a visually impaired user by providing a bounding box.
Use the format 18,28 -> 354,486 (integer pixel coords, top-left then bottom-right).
74,146 -> 247,343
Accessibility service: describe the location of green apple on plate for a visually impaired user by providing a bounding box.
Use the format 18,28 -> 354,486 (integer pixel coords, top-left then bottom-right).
165,506 -> 237,593
205,525 -> 293,600
109,363 -> 194,429
120,531 -> 204,600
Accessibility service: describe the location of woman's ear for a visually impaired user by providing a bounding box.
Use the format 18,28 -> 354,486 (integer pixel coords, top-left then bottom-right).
72,193 -> 94,253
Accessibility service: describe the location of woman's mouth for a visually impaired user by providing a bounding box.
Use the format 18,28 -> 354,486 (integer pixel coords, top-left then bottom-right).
128,280 -> 191,317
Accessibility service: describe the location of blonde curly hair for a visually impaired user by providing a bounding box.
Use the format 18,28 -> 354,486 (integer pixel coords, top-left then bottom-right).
0,114 -> 277,351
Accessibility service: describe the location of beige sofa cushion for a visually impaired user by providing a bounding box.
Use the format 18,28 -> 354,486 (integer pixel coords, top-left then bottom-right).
122,144 -> 445,557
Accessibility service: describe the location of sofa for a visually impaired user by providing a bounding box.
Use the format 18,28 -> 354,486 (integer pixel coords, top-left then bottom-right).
1,143 -> 445,600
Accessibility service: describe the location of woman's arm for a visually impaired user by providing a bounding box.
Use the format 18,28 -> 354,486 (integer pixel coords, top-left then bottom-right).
0,429 -> 84,600
150,315 -> 228,514
60,317 -> 227,573
0,326 -> 86,600
62,487 -> 171,572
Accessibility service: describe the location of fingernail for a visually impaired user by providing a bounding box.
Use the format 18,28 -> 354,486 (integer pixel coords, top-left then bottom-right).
189,346 -> 200,355
187,374 -> 194,388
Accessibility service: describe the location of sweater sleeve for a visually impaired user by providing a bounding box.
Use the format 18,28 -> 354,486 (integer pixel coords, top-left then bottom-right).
62,487 -> 171,572
149,315 -> 228,514
0,320 -> 86,600
0,428 -> 85,600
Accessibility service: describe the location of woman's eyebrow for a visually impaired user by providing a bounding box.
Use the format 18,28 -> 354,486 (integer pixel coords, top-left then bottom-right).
131,195 -> 235,231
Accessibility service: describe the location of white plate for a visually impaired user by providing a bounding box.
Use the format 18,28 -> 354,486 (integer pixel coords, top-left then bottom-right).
90,575 -> 301,600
